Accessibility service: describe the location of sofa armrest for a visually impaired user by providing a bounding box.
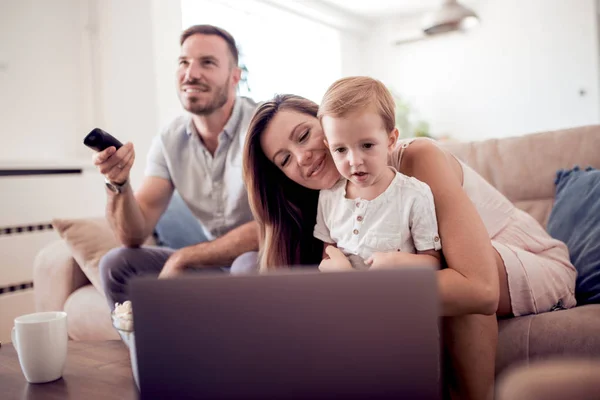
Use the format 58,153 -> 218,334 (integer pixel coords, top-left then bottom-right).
64,285 -> 120,341
33,239 -> 90,312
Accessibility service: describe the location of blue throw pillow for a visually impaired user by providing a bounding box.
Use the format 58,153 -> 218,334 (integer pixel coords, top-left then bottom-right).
547,166 -> 600,305
154,191 -> 208,250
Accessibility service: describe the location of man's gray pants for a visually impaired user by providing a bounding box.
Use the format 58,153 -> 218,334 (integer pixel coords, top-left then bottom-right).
99,247 -> 260,311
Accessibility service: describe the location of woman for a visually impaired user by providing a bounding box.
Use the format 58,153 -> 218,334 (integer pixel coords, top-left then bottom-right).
241,94 -> 576,399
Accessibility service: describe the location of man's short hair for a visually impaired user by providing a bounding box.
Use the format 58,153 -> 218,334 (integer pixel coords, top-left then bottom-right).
318,76 -> 396,133
180,24 -> 239,67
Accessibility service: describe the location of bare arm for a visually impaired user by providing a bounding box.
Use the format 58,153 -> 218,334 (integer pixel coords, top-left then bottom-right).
182,220 -> 259,267
107,176 -> 174,247
159,221 -> 260,277
401,140 -> 500,316
416,249 -> 442,267
366,250 -> 441,269
94,143 -> 174,247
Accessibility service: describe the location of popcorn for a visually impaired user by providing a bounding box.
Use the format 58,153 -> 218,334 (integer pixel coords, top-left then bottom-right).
112,300 -> 134,332
111,301 -> 138,387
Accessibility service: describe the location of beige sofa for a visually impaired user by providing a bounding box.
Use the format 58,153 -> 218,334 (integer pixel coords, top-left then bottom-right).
34,125 -> 600,375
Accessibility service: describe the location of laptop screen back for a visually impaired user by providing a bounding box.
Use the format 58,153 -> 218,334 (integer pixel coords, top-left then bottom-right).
131,268 -> 440,400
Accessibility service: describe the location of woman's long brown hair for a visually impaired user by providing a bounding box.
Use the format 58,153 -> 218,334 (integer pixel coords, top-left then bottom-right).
243,94 -> 324,271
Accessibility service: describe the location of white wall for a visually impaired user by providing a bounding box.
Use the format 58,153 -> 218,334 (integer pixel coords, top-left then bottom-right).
364,0 -> 600,141
340,33 -> 367,77
92,0 -> 179,186
0,0 -> 88,162
6,0 -> 595,169
0,0 -> 362,179
252,0 -> 369,80
0,0 -> 183,188
150,0 -> 185,130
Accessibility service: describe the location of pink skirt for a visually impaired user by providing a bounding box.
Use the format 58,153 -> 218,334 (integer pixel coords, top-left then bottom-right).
492,210 -> 577,316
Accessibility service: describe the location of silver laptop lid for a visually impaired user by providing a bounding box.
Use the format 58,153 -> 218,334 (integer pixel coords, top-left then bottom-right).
131,267 -> 440,400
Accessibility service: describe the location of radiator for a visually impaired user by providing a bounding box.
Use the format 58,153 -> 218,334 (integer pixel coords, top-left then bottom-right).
0,163 -> 106,343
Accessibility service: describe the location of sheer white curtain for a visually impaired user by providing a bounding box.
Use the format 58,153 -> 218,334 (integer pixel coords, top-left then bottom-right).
180,0 -> 342,103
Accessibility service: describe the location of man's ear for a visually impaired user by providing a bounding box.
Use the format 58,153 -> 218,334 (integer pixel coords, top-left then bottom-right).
230,66 -> 242,87
388,128 -> 399,149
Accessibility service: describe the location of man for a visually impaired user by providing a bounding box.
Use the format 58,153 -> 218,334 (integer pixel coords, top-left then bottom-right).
95,25 -> 258,309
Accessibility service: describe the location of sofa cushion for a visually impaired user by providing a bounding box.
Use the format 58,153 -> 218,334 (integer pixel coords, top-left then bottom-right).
441,125 -> 600,228
52,217 -> 120,293
547,167 -> 600,304
497,304 -> 600,375
33,239 -> 90,312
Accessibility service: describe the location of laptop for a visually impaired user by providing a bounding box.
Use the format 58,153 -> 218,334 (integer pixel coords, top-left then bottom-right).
130,267 -> 440,400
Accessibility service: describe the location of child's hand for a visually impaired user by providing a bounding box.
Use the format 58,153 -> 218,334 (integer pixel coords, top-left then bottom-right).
319,245 -> 353,272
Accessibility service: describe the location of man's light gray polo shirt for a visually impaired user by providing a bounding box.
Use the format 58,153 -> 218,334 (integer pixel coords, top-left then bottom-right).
145,96 -> 257,241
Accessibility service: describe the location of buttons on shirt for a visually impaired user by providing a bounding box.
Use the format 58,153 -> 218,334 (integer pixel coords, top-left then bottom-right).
357,216 -> 363,222
434,236 -> 440,242
355,202 -> 361,208
353,229 -> 359,235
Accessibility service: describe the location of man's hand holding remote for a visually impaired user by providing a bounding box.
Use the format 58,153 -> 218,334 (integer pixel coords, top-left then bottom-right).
93,142 -> 136,186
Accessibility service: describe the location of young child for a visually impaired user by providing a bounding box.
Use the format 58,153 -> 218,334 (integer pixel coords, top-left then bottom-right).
313,76 -> 442,271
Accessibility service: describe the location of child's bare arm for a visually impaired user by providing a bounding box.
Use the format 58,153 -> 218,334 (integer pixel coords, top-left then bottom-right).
366,251 -> 441,269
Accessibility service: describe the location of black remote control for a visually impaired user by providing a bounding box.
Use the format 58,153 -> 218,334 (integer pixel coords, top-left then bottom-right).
83,128 -> 123,152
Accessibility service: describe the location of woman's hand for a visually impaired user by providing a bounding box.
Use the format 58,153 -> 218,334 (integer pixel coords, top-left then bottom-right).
319,245 -> 353,272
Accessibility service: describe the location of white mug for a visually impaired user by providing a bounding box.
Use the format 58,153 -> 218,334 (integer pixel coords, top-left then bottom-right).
11,311 -> 68,383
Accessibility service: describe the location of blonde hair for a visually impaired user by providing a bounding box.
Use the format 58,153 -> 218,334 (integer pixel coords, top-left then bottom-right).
243,94 -> 324,272
318,76 -> 396,133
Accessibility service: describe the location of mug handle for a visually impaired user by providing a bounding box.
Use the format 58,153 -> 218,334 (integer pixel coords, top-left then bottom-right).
11,327 -> 19,354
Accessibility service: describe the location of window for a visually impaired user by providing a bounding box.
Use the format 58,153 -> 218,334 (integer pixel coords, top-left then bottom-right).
181,0 -> 342,103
